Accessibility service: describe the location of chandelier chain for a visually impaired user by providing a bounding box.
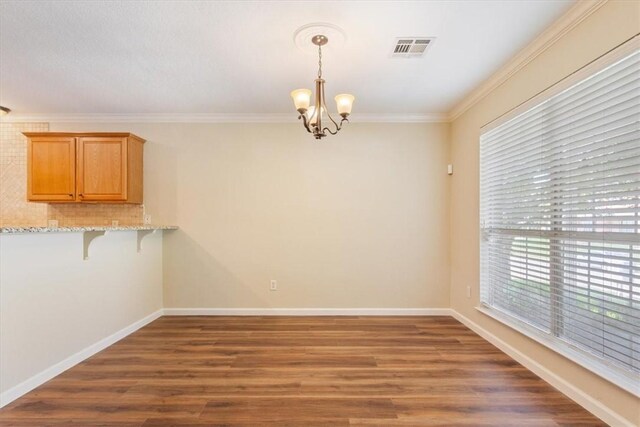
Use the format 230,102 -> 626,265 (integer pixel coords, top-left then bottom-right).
317,45 -> 322,79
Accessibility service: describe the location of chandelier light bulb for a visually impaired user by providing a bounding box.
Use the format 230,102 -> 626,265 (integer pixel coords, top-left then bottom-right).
307,106 -> 326,126
335,94 -> 355,116
307,106 -> 316,124
290,89 -> 312,112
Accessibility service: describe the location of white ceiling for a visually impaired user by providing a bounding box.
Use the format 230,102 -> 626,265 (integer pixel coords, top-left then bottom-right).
0,0 -> 575,117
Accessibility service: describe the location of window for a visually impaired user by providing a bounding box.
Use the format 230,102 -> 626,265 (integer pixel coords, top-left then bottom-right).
480,41 -> 639,395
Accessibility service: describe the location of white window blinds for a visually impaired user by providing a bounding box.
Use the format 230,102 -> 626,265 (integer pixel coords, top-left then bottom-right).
480,46 -> 640,394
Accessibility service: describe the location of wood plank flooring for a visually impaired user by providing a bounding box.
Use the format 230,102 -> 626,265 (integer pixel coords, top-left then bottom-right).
0,316 -> 606,426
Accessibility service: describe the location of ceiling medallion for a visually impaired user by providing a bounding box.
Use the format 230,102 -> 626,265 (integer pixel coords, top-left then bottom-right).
290,34 -> 354,140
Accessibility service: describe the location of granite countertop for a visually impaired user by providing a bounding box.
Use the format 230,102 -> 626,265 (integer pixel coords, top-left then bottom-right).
0,225 -> 178,234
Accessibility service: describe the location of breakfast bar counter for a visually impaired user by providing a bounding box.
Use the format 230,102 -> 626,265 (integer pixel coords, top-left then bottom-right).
0,225 -> 178,234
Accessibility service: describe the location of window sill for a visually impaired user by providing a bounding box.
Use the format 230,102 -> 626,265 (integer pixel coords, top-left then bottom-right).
475,305 -> 640,398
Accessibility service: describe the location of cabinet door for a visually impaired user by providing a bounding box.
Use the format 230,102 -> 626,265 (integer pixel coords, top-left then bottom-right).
77,137 -> 127,201
28,137 -> 76,201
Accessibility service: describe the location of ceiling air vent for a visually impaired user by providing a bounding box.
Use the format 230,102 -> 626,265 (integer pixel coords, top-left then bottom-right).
391,37 -> 435,58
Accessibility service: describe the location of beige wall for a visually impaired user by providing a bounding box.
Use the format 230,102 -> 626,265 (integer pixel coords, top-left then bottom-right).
449,1 -> 640,425
51,122 -> 451,309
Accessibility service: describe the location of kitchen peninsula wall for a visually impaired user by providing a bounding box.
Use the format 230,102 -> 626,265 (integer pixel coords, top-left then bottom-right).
0,123 -> 144,226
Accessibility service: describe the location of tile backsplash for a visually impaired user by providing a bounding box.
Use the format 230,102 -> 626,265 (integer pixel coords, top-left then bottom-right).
0,122 -> 49,226
47,203 -> 143,226
0,123 -> 144,227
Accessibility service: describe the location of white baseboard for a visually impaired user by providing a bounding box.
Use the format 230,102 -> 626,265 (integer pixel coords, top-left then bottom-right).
163,307 -> 454,316
0,309 -> 163,409
450,310 -> 633,427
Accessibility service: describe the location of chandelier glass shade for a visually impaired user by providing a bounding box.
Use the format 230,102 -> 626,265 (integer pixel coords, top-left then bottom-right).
290,35 -> 354,140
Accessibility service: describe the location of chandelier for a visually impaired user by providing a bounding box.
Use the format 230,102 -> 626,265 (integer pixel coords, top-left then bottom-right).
290,35 -> 355,140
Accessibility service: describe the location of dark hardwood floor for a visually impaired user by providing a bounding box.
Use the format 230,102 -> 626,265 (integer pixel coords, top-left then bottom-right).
0,316 -> 606,426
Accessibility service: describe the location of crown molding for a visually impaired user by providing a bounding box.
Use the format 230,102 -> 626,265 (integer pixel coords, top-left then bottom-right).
0,112 -> 450,124
352,113 -> 449,123
447,0 -> 608,121
0,113 -> 296,124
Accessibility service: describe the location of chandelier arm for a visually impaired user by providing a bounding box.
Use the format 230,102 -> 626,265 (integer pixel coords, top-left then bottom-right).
322,120 -> 339,134
324,106 -> 342,130
325,112 -> 340,131
322,126 -> 340,136
299,113 -> 313,133
323,117 -> 350,135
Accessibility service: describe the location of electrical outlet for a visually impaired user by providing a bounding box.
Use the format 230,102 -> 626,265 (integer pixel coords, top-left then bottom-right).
144,214 -> 152,224
47,219 -> 59,228
466,286 -> 471,298
270,280 -> 277,291
112,220 -> 119,226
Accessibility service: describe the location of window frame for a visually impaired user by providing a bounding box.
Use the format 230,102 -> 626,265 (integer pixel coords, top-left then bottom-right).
478,35 -> 640,397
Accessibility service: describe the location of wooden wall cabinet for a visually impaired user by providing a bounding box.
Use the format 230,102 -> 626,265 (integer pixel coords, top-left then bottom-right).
24,133 -> 145,204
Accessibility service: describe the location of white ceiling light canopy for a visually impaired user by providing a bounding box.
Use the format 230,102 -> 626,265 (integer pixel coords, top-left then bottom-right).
293,22 -> 347,54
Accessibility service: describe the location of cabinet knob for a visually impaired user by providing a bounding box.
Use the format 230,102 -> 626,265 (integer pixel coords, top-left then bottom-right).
68,193 -> 73,197
79,193 -> 84,198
